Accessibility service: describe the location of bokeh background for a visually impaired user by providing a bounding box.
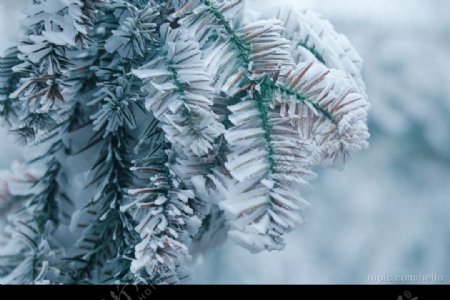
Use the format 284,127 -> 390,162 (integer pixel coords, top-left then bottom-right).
1,0 -> 449,284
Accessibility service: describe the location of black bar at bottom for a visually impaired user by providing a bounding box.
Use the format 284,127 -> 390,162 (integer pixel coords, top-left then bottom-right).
0,284 -> 448,299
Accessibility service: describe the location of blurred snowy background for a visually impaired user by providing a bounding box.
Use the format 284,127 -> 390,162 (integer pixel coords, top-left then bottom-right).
1,0 -> 449,283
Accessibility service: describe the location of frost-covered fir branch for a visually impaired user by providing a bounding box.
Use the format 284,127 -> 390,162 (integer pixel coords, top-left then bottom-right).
124,117 -> 201,283
0,112 -> 77,284
0,0 -> 369,283
0,50 -> 90,283
68,1 -> 161,283
170,0 -> 369,252
0,0 -> 100,284
0,47 -> 22,127
11,1 -> 99,123
70,127 -> 138,283
132,24 -> 225,222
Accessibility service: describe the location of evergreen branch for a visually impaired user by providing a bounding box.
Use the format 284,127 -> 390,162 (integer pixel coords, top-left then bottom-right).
0,47 -> 21,126
70,2 -> 160,283
201,0 -> 251,68
0,137 -> 71,283
268,7 -> 367,97
184,1 -> 369,252
71,131 -> 137,283
12,0 -> 100,111
133,24 -> 224,156
273,68 -> 336,123
124,116 -> 200,284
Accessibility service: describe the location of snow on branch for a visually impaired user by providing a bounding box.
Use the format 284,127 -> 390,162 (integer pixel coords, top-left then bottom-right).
0,0 -> 370,283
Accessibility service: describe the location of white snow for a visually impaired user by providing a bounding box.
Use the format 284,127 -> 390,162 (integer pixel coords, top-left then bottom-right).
0,0 -> 449,284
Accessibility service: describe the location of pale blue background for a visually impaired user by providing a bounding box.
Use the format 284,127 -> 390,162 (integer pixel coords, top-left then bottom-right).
1,0 -> 449,284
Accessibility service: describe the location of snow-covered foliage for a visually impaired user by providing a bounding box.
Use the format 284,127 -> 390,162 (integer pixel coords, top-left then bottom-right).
191,0 -> 450,284
0,0 -> 369,283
